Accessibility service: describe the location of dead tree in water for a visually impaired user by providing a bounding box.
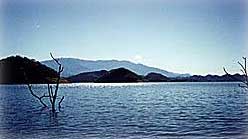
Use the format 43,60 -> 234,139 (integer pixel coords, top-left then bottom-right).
224,57 -> 248,89
25,53 -> 65,112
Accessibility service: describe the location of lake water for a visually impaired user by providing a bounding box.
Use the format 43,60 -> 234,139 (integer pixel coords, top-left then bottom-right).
0,82 -> 248,139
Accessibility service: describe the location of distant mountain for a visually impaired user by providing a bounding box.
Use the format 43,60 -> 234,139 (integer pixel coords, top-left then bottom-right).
66,67 -> 244,83
95,68 -> 143,83
144,72 -> 170,82
67,69 -> 172,83
1,56 -> 243,84
172,74 -> 245,82
67,70 -> 108,83
0,56 -> 63,84
42,58 -> 190,77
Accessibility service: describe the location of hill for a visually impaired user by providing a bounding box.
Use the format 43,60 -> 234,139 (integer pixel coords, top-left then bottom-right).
66,69 -> 244,83
1,56 -> 244,84
67,70 -> 108,83
0,56 -> 64,84
172,74 -> 245,82
95,68 -> 143,83
42,58 -> 190,77
144,72 -> 170,82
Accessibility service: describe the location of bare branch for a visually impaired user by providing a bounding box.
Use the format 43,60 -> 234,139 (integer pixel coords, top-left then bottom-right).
237,57 -> 248,88
238,62 -> 246,74
27,84 -> 48,107
60,67 -> 64,72
50,53 -> 61,66
223,67 -> 230,75
24,71 -> 48,108
50,52 -> 64,112
239,58 -> 248,85
240,69 -> 245,75
58,96 -> 65,110
40,93 -> 50,99
48,84 -> 53,104
224,57 -> 248,89
50,86 -> 54,97
24,53 -> 65,112
243,57 -> 246,69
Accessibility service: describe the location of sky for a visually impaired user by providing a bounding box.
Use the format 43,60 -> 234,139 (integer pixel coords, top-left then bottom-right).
1,0 -> 248,75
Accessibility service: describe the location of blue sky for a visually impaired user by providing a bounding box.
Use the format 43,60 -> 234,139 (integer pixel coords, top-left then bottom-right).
1,0 -> 248,75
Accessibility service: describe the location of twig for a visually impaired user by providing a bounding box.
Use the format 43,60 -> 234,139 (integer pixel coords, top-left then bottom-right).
50,53 -> 64,112
24,71 -> 48,108
223,67 -> 229,75
224,57 -> 248,89
58,96 -> 65,110
24,53 -> 65,112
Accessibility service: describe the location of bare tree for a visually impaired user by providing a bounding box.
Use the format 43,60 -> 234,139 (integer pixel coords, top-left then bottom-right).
25,53 -> 65,112
224,57 -> 248,89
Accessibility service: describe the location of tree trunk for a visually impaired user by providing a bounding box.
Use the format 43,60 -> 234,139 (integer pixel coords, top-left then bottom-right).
52,101 -> 56,112
25,53 -> 65,112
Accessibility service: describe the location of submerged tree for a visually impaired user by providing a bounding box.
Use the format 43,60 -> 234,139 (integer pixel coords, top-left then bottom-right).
224,57 -> 248,89
24,53 -> 64,112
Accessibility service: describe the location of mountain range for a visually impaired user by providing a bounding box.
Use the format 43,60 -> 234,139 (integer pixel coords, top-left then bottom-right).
0,55 -> 245,84
42,58 -> 190,78
67,68 -> 245,83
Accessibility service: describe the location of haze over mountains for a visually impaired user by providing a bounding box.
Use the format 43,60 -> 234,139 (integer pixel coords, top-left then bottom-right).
0,55 -> 245,84
42,58 -> 190,78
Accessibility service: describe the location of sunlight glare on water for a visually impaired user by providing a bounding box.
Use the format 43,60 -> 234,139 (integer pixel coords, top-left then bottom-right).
0,82 -> 248,139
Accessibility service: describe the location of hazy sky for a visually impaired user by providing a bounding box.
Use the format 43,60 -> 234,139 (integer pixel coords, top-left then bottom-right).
1,0 -> 248,75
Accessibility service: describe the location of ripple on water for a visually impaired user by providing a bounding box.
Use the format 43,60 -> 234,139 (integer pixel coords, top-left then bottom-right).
0,82 -> 248,139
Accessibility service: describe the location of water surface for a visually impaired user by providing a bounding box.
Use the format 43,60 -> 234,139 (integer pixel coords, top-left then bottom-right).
0,82 -> 248,139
